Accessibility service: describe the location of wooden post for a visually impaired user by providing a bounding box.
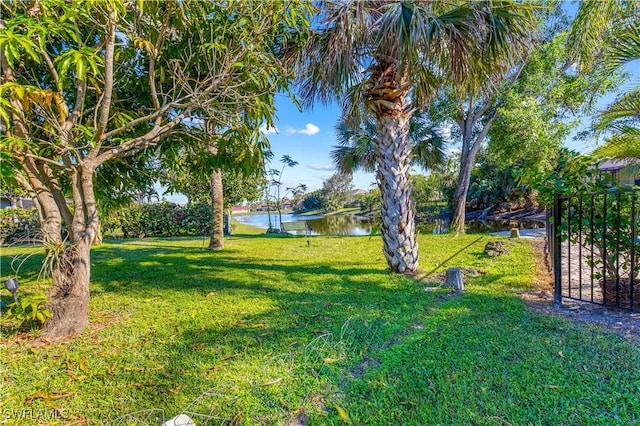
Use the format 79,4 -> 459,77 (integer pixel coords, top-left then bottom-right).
444,268 -> 464,294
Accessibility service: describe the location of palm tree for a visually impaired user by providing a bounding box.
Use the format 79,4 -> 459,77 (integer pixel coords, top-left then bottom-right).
591,22 -> 640,164
298,1 -> 536,273
332,112 -> 446,174
568,1 -> 640,164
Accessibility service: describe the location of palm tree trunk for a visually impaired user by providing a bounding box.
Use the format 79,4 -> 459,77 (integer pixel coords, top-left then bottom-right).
208,168 -> 224,250
374,113 -> 418,273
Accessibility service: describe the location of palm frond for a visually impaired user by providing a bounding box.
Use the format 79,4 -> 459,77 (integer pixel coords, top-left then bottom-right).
332,110 -> 446,174
331,116 -> 377,173
596,90 -> 640,131
299,1 -> 539,110
296,0 -> 376,108
567,0 -> 639,72
602,21 -> 640,74
592,126 -> 640,159
341,81 -> 370,129
427,1 -> 538,98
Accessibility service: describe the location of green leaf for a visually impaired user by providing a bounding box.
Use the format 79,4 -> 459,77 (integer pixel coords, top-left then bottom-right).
16,37 -> 40,62
57,56 -> 73,80
0,104 -> 11,126
76,59 -> 87,80
4,42 -> 17,68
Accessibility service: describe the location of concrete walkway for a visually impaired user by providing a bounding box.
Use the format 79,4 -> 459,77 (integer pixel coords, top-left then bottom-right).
489,228 -> 546,238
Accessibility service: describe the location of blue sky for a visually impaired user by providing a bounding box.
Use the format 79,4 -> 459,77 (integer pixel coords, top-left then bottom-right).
261,67 -> 639,194
163,2 -> 639,203
163,64 -> 639,204
259,95 -> 376,192
260,1 -> 640,194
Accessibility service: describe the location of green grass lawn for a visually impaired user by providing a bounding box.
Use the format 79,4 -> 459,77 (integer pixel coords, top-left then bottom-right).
1,230 -> 639,425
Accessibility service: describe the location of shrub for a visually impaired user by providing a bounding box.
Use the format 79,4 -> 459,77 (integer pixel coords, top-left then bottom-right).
104,202 -> 212,238
4,295 -> 51,330
0,208 -> 39,244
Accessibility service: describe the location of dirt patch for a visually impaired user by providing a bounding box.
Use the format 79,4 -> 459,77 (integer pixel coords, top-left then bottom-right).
350,356 -> 381,379
525,239 -> 640,343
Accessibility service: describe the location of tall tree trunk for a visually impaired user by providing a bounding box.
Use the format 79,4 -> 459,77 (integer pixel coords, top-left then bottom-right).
450,111 -> 497,235
450,158 -> 473,234
374,114 -> 418,273
43,164 -> 97,339
276,184 -> 283,232
92,220 -> 103,245
44,236 -> 91,338
266,195 -> 273,230
224,208 -> 231,235
208,168 -> 224,250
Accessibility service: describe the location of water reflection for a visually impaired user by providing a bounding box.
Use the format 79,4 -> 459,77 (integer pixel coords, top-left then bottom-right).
235,213 -> 545,236
417,218 -> 546,234
233,213 -> 372,236
305,215 -> 372,236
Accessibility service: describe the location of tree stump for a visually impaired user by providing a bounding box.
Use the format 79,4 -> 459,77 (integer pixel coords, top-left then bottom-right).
444,268 -> 464,294
510,228 -> 520,238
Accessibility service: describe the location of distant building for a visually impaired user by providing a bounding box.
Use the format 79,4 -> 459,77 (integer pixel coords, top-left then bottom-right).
231,205 -> 250,214
598,158 -> 640,186
351,189 -> 367,196
0,197 -> 35,209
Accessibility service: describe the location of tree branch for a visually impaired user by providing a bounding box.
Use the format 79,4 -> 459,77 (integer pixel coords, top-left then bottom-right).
95,112 -> 188,164
64,79 -> 86,131
93,8 -> 117,145
101,103 -> 174,140
35,161 -> 73,227
148,11 -> 172,122
38,39 -> 62,93
470,110 -> 498,159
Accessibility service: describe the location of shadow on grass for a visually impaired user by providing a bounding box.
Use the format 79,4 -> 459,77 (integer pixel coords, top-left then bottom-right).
332,290 -> 640,425
111,283 -> 640,424
13,235 -> 635,424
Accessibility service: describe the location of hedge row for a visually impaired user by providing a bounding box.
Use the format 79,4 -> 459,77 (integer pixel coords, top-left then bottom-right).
0,208 -> 40,244
103,202 -> 212,238
0,203 -> 214,243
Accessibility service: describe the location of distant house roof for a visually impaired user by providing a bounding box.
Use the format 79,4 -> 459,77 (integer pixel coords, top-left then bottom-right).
231,205 -> 249,212
598,158 -> 639,172
0,197 -> 35,209
351,189 -> 367,196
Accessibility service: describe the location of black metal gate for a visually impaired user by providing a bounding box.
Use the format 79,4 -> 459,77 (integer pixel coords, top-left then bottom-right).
550,188 -> 640,310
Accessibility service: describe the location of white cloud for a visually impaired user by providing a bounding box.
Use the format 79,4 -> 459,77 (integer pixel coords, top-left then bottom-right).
259,124 -> 278,134
298,123 -> 320,135
313,173 -> 333,181
284,123 -> 320,136
309,164 -> 335,171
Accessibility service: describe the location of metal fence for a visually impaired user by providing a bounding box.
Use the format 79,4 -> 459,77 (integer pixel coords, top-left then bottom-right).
551,187 -> 640,310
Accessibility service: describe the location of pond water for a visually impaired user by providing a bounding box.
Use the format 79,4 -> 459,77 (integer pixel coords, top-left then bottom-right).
418,217 -> 546,234
233,213 -> 373,236
234,213 -> 545,236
